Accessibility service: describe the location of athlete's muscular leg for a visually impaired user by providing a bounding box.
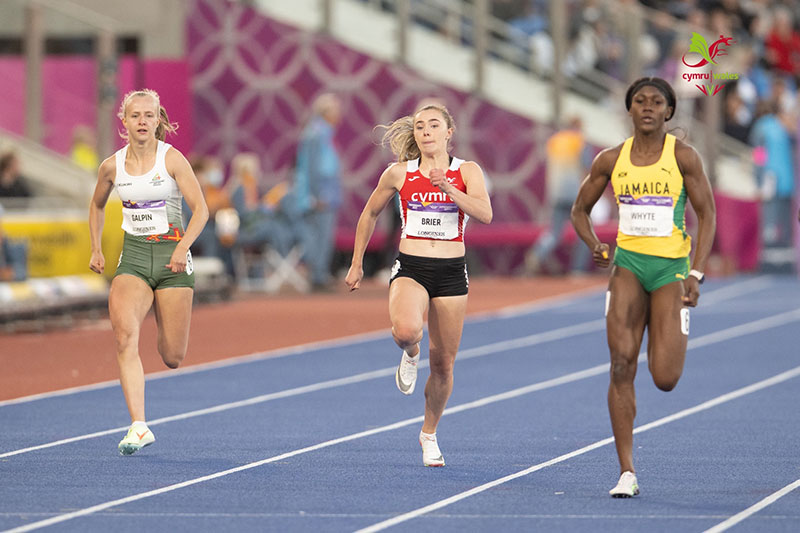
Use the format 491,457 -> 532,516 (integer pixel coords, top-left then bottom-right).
152,287 -> 194,369
646,281 -> 688,391
108,275 -> 155,422
389,278 -> 429,358
422,294 -> 467,434
606,266 -> 648,474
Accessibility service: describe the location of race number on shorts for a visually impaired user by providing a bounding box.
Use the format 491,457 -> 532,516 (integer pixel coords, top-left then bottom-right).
680,307 -> 690,336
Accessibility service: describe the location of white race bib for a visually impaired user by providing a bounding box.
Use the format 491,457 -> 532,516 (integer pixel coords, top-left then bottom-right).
121,200 -> 169,235
405,201 -> 459,240
618,195 -> 674,237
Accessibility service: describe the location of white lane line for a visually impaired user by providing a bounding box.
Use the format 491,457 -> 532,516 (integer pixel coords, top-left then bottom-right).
0,328 -> 391,409
7,362 -> 800,533
356,365 -> 800,533
4,303 -> 798,460
0,416 -> 422,533
0,319 -> 604,459
1,276 -> 770,408
686,309 -> 800,351
7,511 -> 773,520
0,284 -> 605,409
703,478 -> 800,533
696,276 -> 774,306
3,309 -> 800,533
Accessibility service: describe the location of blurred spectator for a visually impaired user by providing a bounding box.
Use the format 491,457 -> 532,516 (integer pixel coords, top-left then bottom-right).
185,155 -> 234,274
0,206 -> 27,281
749,99 -> 796,251
292,93 -> 343,291
525,116 -> 592,275
647,9 -> 676,67
227,152 -> 294,257
659,37 -> 689,90
663,0 -> 695,20
0,151 -> 31,199
587,16 -> 625,79
764,7 -> 800,80
732,44 -> 772,114
492,0 -> 529,22
685,7 -> 709,34
509,1 -> 548,38
715,0 -> 749,41
723,86 -> 753,144
564,18 -> 602,77
70,125 -> 99,173
769,75 -> 797,114
707,6 -> 737,42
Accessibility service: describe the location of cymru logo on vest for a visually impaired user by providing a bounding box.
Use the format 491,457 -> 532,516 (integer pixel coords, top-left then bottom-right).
681,32 -> 739,96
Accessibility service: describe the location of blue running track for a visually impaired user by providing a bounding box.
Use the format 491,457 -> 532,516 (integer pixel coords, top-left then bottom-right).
1,275 -> 799,532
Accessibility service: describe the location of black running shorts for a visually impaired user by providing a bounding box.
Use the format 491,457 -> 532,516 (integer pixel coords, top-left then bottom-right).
389,252 -> 468,298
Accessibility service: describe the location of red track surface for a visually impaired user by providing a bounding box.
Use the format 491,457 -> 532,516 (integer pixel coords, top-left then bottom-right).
0,276 -> 606,401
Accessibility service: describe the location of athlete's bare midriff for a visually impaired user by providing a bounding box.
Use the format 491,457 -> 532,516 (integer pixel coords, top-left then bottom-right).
398,237 -> 466,259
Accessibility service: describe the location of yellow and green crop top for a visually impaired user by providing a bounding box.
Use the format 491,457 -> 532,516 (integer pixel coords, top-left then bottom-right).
610,134 -> 691,258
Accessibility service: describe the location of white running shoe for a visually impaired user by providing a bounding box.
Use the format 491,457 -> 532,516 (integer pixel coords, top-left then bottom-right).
395,351 -> 418,395
118,423 -> 155,456
609,471 -> 639,498
419,431 -> 445,467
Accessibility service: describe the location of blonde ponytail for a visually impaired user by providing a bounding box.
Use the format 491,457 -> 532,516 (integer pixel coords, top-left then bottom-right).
378,104 -> 456,162
378,115 -> 419,163
155,106 -> 178,141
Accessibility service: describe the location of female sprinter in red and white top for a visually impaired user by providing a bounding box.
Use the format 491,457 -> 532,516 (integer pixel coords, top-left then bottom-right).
345,105 -> 492,467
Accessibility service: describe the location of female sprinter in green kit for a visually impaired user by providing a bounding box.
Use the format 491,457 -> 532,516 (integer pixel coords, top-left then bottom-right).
89,89 -> 208,455
572,77 -> 716,497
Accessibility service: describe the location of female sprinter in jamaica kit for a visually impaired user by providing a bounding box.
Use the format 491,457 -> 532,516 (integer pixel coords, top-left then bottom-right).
346,105 -> 492,466
89,89 -> 208,455
571,77 -> 716,497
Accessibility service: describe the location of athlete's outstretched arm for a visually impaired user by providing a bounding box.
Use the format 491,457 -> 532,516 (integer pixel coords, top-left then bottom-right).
88,156 -> 117,274
345,164 -> 403,291
571,147 -> 618,268
167,148 -> 209,249
166,148 -> 209,273
677,141 -> 716,307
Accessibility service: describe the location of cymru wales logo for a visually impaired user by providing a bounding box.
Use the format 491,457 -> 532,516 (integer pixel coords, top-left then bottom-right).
681,32 -> 739,96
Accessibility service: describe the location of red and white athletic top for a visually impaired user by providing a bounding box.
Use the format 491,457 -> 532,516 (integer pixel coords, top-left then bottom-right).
399,157 -> 468,242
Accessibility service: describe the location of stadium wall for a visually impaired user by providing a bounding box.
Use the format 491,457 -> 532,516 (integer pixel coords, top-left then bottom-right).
187,0 -> 554,274
0,56 -> 193,155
